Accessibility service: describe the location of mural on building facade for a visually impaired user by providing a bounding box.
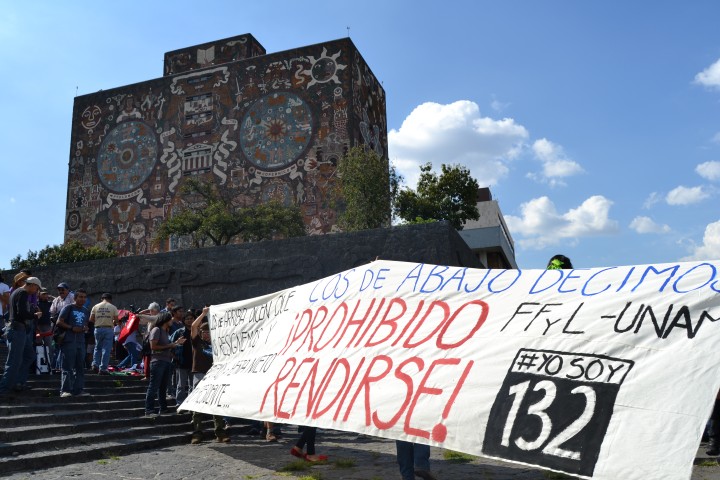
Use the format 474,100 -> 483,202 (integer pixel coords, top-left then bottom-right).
65,36 -> 387,257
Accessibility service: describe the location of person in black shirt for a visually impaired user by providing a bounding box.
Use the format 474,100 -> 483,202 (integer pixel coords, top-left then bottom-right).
0,277 -> 43,395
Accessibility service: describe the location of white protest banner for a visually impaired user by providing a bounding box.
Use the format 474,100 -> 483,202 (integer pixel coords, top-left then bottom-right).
180,259 -> 720,479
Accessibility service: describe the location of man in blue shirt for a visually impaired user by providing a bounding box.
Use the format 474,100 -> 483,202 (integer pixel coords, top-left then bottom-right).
56,289 -> 90,397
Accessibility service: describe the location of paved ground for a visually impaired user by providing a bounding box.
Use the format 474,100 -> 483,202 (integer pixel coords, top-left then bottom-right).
5,427 -> 720,480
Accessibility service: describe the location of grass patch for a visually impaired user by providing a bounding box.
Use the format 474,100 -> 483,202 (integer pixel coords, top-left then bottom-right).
333,458 -> 356,468
297,475 -> 322,480
97,460 -> 108,465
699,460 -> 719,467
280,460 -> 310,472
113,380 -> 123,387
443,449 -> 477,463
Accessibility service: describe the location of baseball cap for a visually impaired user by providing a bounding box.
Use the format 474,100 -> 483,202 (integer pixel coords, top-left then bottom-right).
25,277 -> 43,289
57,282 -> 70,290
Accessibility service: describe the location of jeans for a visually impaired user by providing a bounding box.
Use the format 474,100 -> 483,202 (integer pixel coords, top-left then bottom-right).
117,342 -> 141,369
145,360 -> 172,414
61,342 -> 86,395
175,368 -> 191,404
396,441 -> 431,480
92,327 -> 114,371
0,323 -> 35,393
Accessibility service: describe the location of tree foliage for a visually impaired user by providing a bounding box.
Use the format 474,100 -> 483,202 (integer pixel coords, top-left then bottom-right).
335,146 -> 400,231
395,163 -> 480,230
10,240 -> 117,270
156,178 -> 306,247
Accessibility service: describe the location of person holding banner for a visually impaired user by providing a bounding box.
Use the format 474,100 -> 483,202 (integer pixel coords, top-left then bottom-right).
290,427 -> 328,463
545,253 -> 574,270
189,306 -> 230,444
395,441 -> 436,480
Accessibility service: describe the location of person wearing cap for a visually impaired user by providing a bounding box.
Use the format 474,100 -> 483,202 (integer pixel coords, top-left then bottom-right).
50,282 -> 74,322
0,277 -> 43,395
56,288 -> 90,397
89,293 -> 119,375
136,302 -> 162,380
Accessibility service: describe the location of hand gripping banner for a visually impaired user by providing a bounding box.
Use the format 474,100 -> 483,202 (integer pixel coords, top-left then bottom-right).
180,259 -> 720,479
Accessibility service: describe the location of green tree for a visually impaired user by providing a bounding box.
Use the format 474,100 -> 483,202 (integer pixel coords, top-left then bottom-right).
334,146 -> 400,231
10,240 -> 117,270
156,178 -> 306,247
395,163 -> 480,230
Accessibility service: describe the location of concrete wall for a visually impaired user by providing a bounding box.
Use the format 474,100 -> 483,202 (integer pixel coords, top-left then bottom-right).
18,222 -> 478,310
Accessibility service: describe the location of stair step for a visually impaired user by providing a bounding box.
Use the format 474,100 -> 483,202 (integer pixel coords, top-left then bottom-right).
0,430 -> 193,475
0,419 -> 203,456
0,391 -> 150,405
0,411 -> 191,442
0,398 -> 151,415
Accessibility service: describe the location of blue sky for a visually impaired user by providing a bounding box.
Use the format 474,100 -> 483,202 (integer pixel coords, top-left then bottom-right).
1,0 -> 719,270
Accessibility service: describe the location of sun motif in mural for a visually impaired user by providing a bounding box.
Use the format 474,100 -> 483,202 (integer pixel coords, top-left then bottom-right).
303,48 -> 346,87
240,92 -> 314,170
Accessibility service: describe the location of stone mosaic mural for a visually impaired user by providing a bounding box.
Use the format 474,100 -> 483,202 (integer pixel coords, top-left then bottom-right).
65,35 -> 387,257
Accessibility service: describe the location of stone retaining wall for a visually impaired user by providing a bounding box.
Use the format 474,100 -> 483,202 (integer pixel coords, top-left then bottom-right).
10,222 -> 478,309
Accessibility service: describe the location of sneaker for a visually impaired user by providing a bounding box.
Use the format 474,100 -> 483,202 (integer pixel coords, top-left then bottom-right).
158,409 -> 170,416
215,434 -> 231,443
91,366 -> 99,374
60,392 -> 73,398
414,470 -> 438,480
191,434 -> 203,445
145,411 -> 158,417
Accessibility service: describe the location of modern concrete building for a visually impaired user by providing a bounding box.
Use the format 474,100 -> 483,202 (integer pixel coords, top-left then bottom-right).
460,187 -> 517,269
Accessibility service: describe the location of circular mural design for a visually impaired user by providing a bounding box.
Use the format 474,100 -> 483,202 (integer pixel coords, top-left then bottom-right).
240,92 -> 313,170
66,210 -> 81,231
97,120 -> 158,192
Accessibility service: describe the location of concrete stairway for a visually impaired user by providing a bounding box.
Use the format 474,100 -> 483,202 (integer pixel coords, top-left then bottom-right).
0,345 -> 199,475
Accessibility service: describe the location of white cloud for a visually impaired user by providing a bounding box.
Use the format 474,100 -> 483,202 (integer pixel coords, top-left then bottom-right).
643,192 -> 661,210
666,185 -> 710,205
695,58 -> 720,89
389,100 -> 528,188
629,216 -> 671,234
505,195 -> 619,249
681,220 -> 720,261
528,138 -> 584,187
712,132 -> 720,144
696,161 -> 720,181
